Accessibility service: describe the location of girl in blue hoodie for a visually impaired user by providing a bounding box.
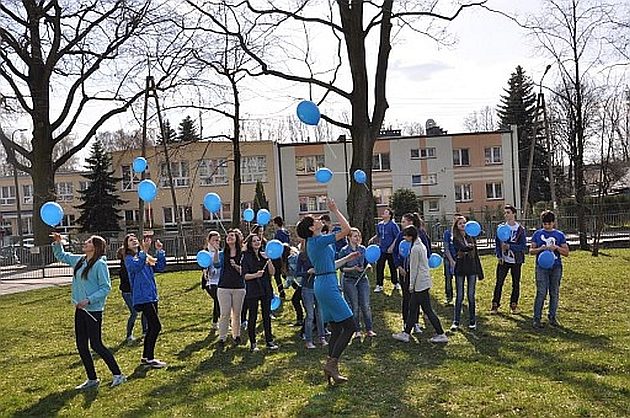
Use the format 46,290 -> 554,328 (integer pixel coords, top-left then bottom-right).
52,232 -> 126,390
123,233 -> 166,368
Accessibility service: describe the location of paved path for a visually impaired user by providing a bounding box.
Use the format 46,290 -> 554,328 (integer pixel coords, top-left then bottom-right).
0,275 -> 73,296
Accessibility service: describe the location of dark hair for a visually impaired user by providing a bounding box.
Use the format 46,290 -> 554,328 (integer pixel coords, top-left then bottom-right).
244,233 -> 263,256
504,204 -> 517,215
206,230 -> 220,249
319,214 -> 331,223
273,216 -> 284,227
451,215 -> 467,240
251,224 -> 262,234
402,212 -> 421,228
122,233 -> 137,257
383,208 -> 394,219
74,235 -> 107,280
541,210 -> 556,224
225,229 -> 243,259
296,215 -> 315,239
402,225 -> 418,241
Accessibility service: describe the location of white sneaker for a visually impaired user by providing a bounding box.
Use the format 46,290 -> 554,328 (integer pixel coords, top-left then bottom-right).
212,322 -> 219,330
305,342 -> 316,349
413,323 -> 423,334
75,379 -> 100,390
392,332 -> 410,343
353,331 -> 362,339
429,334 -> 449,344
146,359 -> 167,368
111,374 -> 127,387
319,337 -> 329,347
374,285 -> 384,293
450,322 -> 459,332
394,283 -> 402,291
126,336 -> 135,344
468,322 -> 477,330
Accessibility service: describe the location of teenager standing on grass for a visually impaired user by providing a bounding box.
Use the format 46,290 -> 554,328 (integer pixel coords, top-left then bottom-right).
117,247 -> 147,344
296,198 -> 359,385
491,205 -> 527,315
442,213 -> 461,305
392,226 -> 448,344
529,210 -> 569,329
295,242 -> 327,349
451,216 -> 483,331
201,231 -> 221,331
124,233 -> 167,368
215,229 -> 245,346
272,216 -> 289,299
371,208 -> 401,293
52,232 -> 126,390
241,234 -> 278,352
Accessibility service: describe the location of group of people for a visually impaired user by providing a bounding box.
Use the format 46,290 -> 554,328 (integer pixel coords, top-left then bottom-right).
52,199 -> 569,389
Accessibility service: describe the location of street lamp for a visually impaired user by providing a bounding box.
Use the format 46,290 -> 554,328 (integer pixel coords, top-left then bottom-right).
11,128 -> 28,246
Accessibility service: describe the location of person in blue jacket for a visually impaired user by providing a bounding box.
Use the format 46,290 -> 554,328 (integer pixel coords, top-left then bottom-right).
271,216 -> 289,299
370,208 -> 401,293
491,205 -> 527,315
52,232 -> 126,390
124,233 -> 167,368
442,214 -> 461,305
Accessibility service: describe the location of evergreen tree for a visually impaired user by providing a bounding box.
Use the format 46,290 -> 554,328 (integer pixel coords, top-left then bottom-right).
76,140 -> 127,232
497,66 -> 550,206
158,120 -> 177,144
252,180 -> 269,213
389,188 -> 421,221
178,115 -> 201,142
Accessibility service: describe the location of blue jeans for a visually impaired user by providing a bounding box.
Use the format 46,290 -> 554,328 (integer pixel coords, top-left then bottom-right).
454,275 -> 477,325
342,276 -> 374,331
302,287 -> 324,343
534,265 -> 563,321
121,292 -> 147,338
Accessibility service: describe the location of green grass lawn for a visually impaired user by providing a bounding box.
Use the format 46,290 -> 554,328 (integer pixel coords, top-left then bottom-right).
1,250 -> 629,417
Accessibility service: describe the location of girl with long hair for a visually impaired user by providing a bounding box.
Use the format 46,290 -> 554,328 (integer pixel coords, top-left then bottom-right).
216,229 -> 246,346
52,232 -> 126,389
117,246 -> 147,343
201,231 -> 221,331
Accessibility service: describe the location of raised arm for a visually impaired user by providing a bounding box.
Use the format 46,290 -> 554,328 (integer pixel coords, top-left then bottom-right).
51,233 -> 83,267
327,199 -> 350,242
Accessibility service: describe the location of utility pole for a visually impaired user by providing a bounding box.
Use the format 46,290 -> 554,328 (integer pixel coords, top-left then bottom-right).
138,76 -> 151,237
540,92 -> 557,209
11,128 -> 27,245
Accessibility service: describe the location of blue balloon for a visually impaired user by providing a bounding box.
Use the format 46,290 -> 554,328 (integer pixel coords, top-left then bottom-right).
315,167 -> 333,184
256,209 -> 271,226
203,192 -> 222,213
137,179 -> 157,202
464,220 -> 481,237
40,201 -> 64,227
243,208 -> 255,222
428,253 -> 443,269
365,244 -> 381,263
296,100 -> 321,125
265,239 -> 284,260
353,169 -> 367,184
196,250 -> 212,268
538,250 -> 555,269
270,294 -> 282,311
497,224 -> 512,242
398,240 -> 411,258
132,156 -> 147,173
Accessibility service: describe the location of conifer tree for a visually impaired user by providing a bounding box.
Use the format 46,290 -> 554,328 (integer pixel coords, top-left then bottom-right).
177,115 -> 201,142
252,180 -> 269,213
158,120 -> 177,144
75,140 -> 127,232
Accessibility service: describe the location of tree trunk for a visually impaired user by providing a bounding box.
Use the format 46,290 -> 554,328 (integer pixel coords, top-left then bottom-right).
31,130 -> 56,246
347,126 -> 376,243
231,90 -> 242,229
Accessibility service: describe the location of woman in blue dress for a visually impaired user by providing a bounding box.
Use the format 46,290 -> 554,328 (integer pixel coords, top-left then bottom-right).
296,198 -> 358,385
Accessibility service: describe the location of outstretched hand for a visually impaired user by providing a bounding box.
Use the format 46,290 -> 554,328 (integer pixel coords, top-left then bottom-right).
327,198 -> 338,212
50,232 -> 62,243
155,239 -> 163,251
142,237 -> 152,252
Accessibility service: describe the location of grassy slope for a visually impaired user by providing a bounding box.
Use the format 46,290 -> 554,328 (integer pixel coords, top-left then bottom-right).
0,250 -> 628,417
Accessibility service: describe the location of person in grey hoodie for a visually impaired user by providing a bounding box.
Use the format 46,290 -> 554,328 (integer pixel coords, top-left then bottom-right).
391,226 -> 448,344
52,232 -> 126,390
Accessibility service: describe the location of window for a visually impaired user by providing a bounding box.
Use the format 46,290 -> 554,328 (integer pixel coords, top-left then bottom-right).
372,153 -> 391,171
199,159 -> 228,185
160,161 -> 190,187
121,165 -> 141,191
295,155 -> 325,174
78,181 -> 90,191
373,188 -> 392,206
453,149 -> 470,166
428,200 -> 440,212
124,209 -> 153,226
241,156 -> 267,183
202,203 -> 231,221
411,174 -> 437,186
240,201 -> 253,211
55,182 -> 73,201
299,195 -> 328,213
60,214 -> 75,227
485,146 -> 502,164
0,185 -> 16,205
486,182 -> 503,200
410,148 -> 436,159
22,184 -> 32,204
163,206 -> 193,225
455,184 -> 472,202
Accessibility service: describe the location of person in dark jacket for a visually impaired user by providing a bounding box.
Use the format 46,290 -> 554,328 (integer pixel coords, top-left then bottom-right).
241,233 -> 278,352
491,205 -> 527,315
271,216 -> 289,299
117,246 -> 147,344
215,229 -> 245,345
124,233 -> 167,368
370,208 -> 401,293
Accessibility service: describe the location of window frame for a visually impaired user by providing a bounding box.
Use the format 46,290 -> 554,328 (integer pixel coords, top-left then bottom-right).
486,182 -> 504,200
455,183 -> 473,202
484,146 -> 502,165
453,148 -> 470,167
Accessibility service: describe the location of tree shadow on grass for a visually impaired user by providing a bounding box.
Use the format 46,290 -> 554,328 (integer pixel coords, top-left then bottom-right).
12,387 -> 97,417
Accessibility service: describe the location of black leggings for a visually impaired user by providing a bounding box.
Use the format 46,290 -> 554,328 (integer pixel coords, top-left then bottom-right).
328,317 -> 356,359
271,258 -> 286,296
492,262 -> 522,307
74,309 -> 121,380
376,252 -> 398,286
404,290 -> 444,335
205,284 -> 220,324
291,286 -> 304,322
136,302 -> 162,360
247,296 -> 273,345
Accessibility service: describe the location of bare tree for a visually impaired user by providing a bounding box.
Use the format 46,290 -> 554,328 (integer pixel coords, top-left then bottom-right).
463,105 -> 496,132
0,1 -> 183,244
97,129 -> 145,153
186,0 -> 486,239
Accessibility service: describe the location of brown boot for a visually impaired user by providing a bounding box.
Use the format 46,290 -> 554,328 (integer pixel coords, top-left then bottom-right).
323,357 -> 348,385
490,302 -> 499,314
510,303 -> 519,314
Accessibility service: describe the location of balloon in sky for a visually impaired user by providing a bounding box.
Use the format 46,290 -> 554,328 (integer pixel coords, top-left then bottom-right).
137,179 -> 157,202
243,208 -> 255,222
315,167 -> 333,184
40,201 -> 64,227
353,169 -> 367,184
203,192 -> 222,213
196,250 -> 212,268
365,245 -> 381,263
256,209 -> 271,226
296,100 -> 321,126
464,220 -> 482,237
132,157 -> 147,173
